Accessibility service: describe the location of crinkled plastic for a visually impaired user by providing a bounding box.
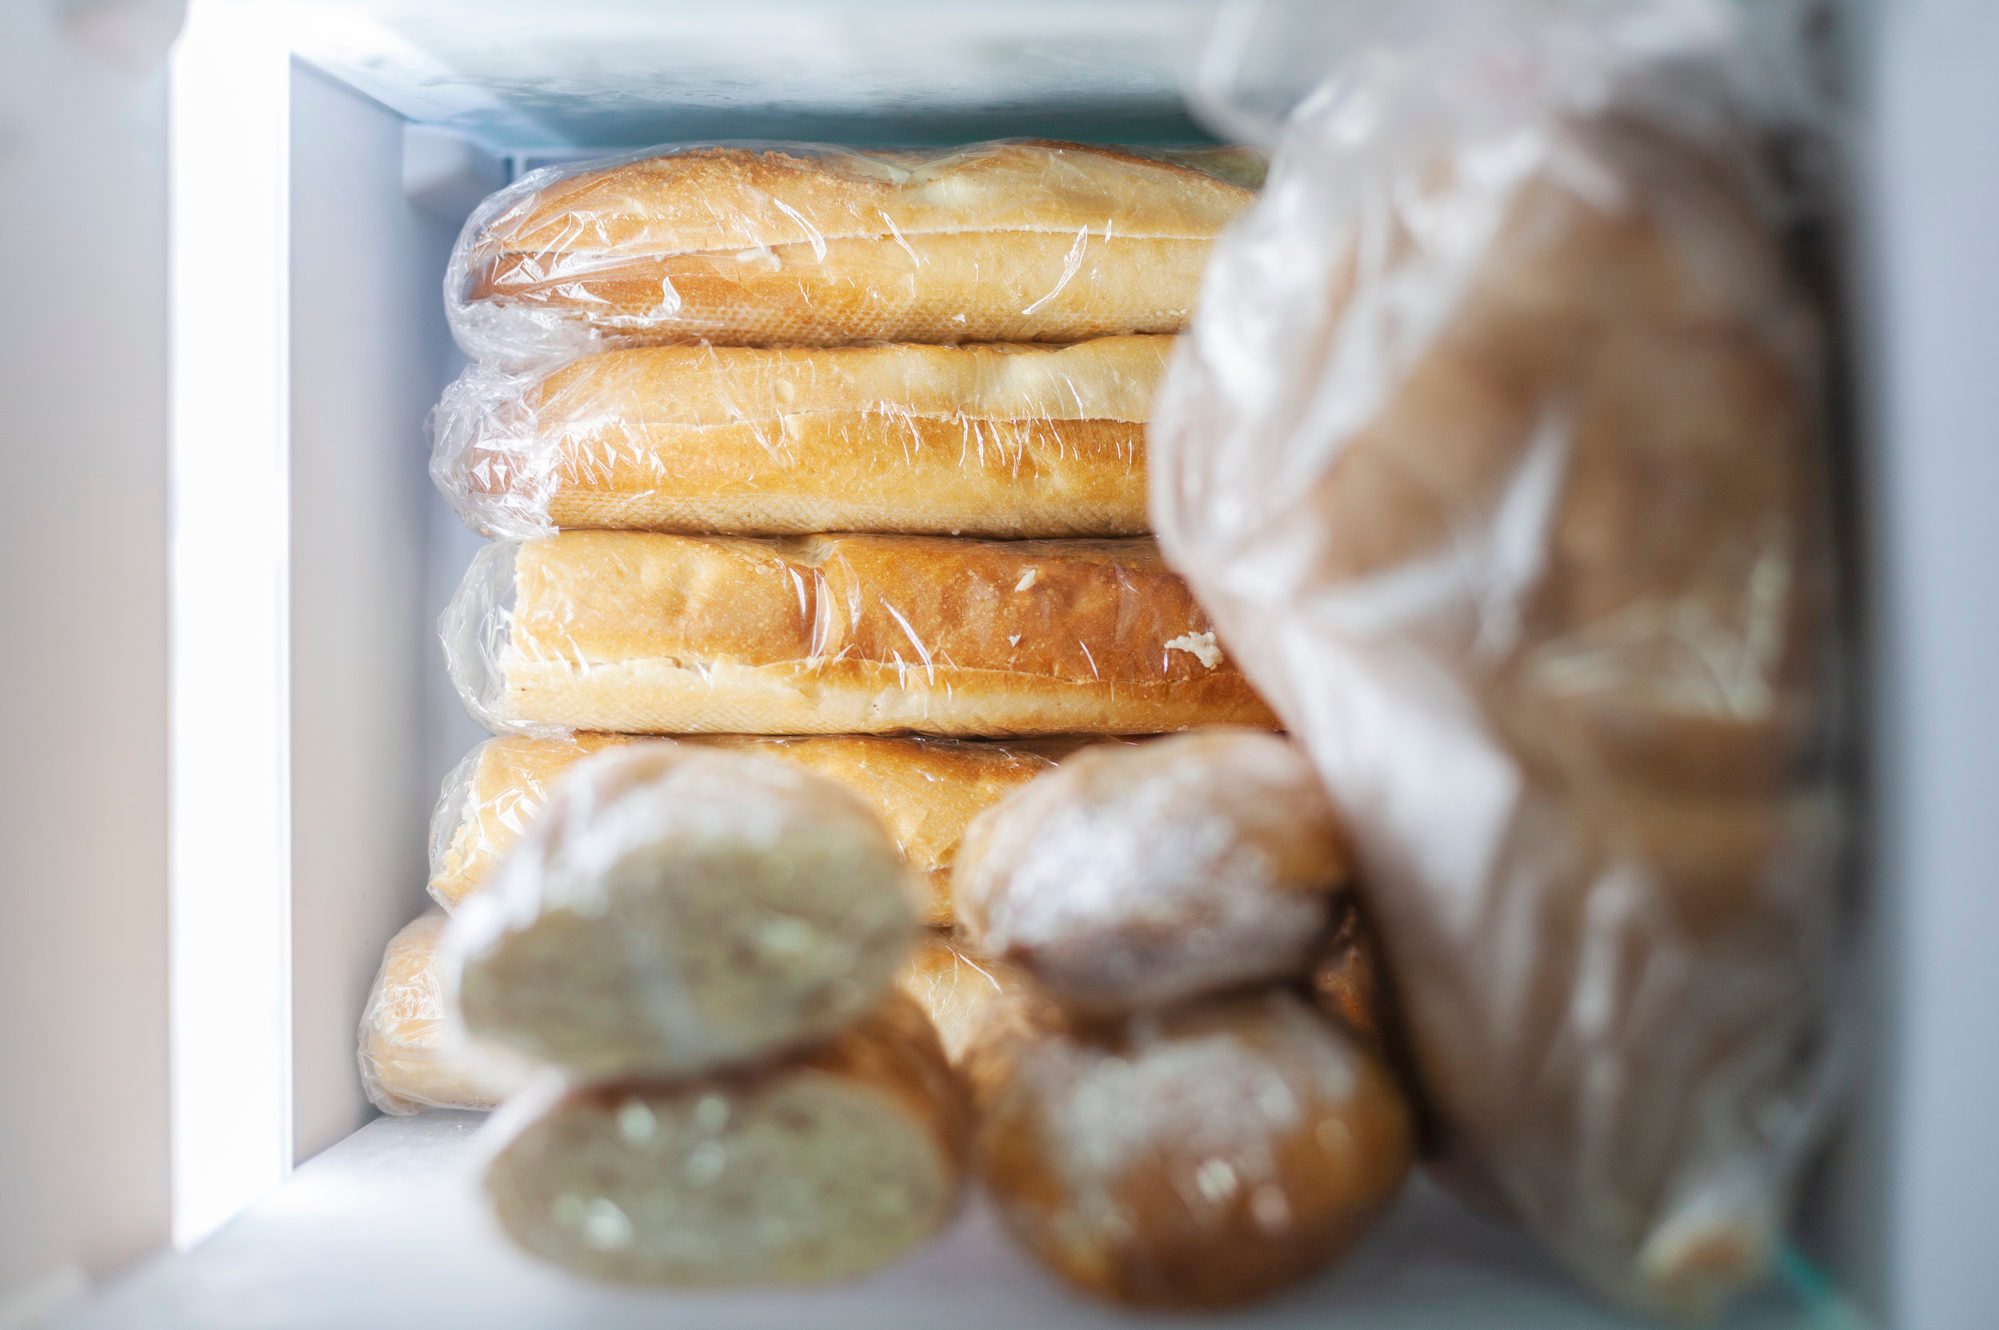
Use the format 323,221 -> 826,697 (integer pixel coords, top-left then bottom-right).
444,140 -> 1258,371
439,531 -> 1277,738
428,338 -> 1165,540
356,911 -> 538,1115
443,743 -> 920,1082
1150,0 -> 1847,1317
428,731 -> 1102,925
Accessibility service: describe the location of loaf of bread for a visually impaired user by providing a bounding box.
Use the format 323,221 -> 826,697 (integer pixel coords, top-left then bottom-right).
966,989 -> 1413,1308
483,992 -> 967,1286
447,744 -> 919,1080
1148,38 -> 1843,1316
894,933 -> 1049,1069
429,733 -> 1100,922
443,532 -> 1275,736
955,730 -> 1350,1012
356,912 -> 534,1115
431,338 -> 1163,539
447,141 -> 1254,365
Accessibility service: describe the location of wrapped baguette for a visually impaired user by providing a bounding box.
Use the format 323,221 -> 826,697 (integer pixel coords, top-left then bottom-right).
356,912 -> 533,1115
483,993 -> 967,1286
954,730 -> 1351,1012
448,140 -> 1254,366
442,531 -> 1275,737
447,744 -> 919,1081
966,989 -> 1413,1309
431,338 -> 1163,540
430,732 -> 1086,922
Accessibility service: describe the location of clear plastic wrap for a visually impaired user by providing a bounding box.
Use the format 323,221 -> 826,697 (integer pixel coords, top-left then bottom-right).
444,743 -> 920,1081
445,140 -> 1257,370
429,338 -> 1165,540
429,732 -> 1101,925
440,531 -> 1276,738
479,992 -> 966,1286
968,988 -> 1413,1309
356,912 -> 537,1115
953,730 -> 1351,1013
1149,0 -> 1846,1316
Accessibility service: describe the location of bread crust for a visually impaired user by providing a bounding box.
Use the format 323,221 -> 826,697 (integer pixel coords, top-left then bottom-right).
356,912 -> 530,1114
455,142 -> 1253,352
464,532 -> 1275,735
435,338 -> 1164,538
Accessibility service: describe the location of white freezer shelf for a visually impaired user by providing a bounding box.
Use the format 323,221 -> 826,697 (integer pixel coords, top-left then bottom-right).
52,1113 -> 1826,1330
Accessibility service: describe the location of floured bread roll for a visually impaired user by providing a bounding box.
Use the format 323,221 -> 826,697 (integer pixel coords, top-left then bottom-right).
483,993 -> 967,1285
447,743 -> 919,1080
968,989 -> 1413,1308
954,730 -> 1350,1012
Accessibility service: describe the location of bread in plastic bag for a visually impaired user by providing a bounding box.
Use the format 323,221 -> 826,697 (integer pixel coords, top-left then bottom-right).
1149,1 -> 1846,1316
446,140 -> 1256,369
480,991 -> 966,1286
445,743 -> 920,1081
953,730 -> 1352,1013
356,911 -> 536,1115
440,531 -> 1277,737
430,337 -> 1165,540
967,988 -> 1413,1309
430,732 -> 1106,924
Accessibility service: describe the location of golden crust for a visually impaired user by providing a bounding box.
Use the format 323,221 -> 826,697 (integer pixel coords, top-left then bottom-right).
495,533 -> 1275,735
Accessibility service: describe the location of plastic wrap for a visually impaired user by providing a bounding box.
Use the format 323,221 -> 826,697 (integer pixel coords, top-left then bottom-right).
953,730 -> 1350,1013
430,732 -> 1102,925
429,338 -> 1164,540
1150,0 -> 1846,1316
356,912 -> 537,1115
895,933 -> 1045,1067
969,989 -> 1413,1309
440,531 -> 1276,738
445,140 -> 1256,370
480,992 -> 966,1286
444,743 -> 920,1081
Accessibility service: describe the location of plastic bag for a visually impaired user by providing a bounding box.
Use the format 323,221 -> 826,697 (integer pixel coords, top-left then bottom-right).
445,140 -> 1257,370
1150,0 -> 1847,1316
428,337 -> 1164,540
356,912 -> 537,1115
429,732 -> 1096,925
439,531 -> 1276,738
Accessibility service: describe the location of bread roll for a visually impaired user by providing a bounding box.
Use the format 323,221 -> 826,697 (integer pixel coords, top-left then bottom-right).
447,744 -> 919,1080
955,731 -> 1349,1012
432,338 -> 1163,539
483,993 -> 967,1286
443,532 -> 1275,736
968,990 -> 1413,1308
1306,897 -> 1392,1062
356,912 -> 534,1114
894,933 -> 1048,1068
448,141 -> 1253,364
429,733 -> 1091,922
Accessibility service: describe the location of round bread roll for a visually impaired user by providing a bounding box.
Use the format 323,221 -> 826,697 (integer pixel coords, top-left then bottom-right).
483,993 -> 967,1285
447,743 -> 920,1080
953,730 -> 1350,1012
970,989 -> 1413,1308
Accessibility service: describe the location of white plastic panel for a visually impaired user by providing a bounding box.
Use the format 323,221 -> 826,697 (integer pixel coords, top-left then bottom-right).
285,62 -> 474,1166
0,0 -> 176,1319
280,0 -> 1222,148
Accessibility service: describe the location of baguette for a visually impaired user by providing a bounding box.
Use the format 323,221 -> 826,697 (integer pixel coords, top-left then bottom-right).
444,532 -> 1276,736
356,912 -> 533,1115
966,989 -> 1413,1308
432,338 -> 1163,539
955,731 -> 1350,1012
449,141 -> 1253,363
483,992 -> 967,1286
429,733 -> 1095,922
448,744 -> 919,1080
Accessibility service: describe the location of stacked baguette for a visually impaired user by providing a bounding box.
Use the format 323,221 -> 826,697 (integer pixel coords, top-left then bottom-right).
358,139 -> 1282,1286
